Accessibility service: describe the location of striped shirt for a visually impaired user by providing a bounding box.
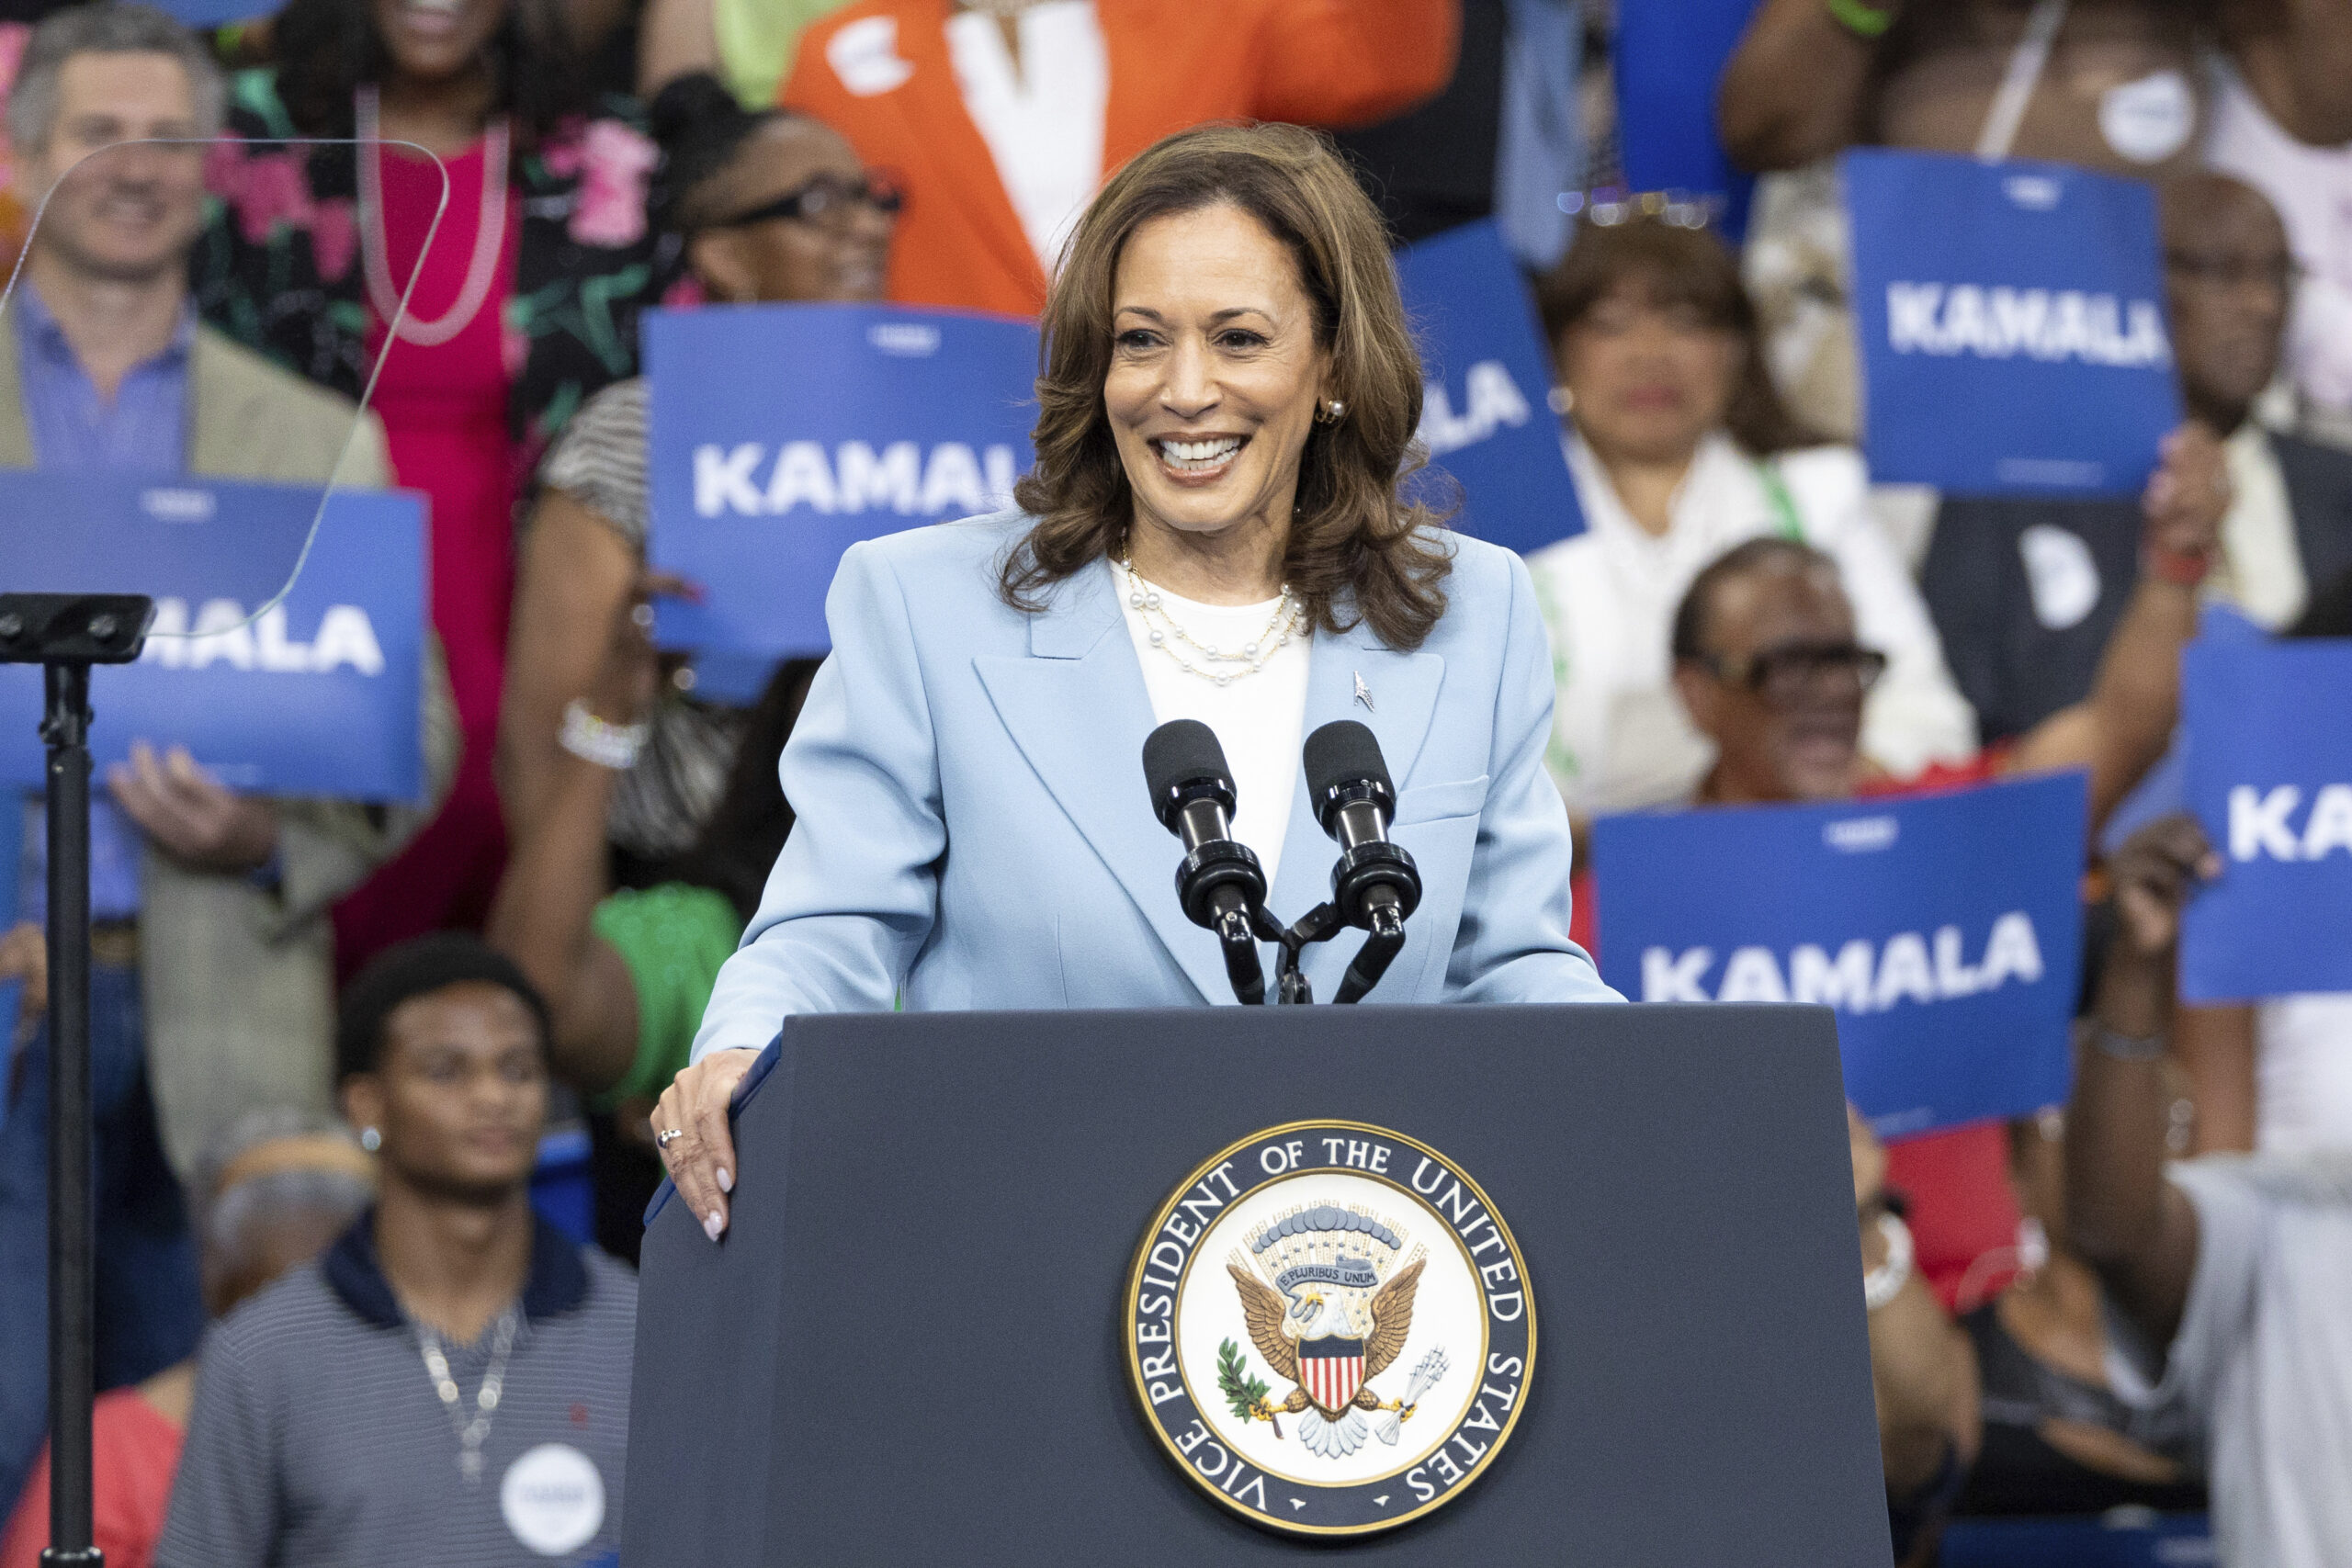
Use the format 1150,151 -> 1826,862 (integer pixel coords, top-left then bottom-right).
156,1214 -> 637,1567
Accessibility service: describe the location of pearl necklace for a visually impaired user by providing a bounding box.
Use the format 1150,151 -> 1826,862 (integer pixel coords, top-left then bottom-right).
1115,556 -> 1301,688
357,86 -> 513,348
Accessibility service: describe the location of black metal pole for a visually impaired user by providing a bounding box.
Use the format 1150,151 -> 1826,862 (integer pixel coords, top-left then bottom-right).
40,660 -> 100,1568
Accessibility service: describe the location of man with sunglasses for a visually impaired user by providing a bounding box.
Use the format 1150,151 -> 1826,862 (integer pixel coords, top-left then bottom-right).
1555,479 -> 2217,1560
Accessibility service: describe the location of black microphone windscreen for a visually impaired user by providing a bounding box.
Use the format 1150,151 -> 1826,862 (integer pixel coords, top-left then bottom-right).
1143,719 -> 1234,812
1303,719 -> 1392,800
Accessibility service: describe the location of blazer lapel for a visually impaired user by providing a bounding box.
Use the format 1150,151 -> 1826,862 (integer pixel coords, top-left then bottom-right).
892,3 -> 1049,304
1265,624 -> 1447,992
972,565 -> 1229,1004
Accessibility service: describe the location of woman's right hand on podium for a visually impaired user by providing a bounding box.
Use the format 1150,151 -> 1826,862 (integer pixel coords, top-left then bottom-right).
652,1047 -> 759,1240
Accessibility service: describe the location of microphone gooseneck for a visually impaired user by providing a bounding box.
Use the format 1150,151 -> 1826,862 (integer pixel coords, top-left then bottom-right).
1301,720 -> 1422,1003
1141,720 -> 1270,1005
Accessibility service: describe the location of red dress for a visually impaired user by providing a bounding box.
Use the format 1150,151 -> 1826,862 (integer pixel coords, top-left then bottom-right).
332,135 -> 519,975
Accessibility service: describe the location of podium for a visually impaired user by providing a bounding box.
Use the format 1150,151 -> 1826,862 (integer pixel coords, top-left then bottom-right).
624,1005 -> 1892,1564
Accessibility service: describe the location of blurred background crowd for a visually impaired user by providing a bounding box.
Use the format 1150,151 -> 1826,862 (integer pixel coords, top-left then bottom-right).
0,0 -> 2347,1564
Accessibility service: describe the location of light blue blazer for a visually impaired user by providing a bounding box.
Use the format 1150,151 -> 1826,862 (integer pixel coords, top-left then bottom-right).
690,511 -> 1618,1058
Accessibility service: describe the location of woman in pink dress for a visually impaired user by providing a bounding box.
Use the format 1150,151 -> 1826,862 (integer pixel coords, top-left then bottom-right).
199,0 -> 674,973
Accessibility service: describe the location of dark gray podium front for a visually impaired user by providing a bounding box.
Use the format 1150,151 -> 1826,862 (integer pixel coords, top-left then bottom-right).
624,1005 -> 1889,1564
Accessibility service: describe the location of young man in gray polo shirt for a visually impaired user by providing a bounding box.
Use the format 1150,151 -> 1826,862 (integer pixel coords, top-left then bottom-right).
2068,815 -> 2352,1568
158,937 -> 637,1567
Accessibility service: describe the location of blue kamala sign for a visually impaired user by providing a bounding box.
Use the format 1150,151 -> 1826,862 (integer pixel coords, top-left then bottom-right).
646,303 -> 1040,658
0,475 -> 426,801
2181,638 -> 2352,999
1593,773 -> 2087,1137
1392,221 -> 1585,556
1844,148 -> 2181,497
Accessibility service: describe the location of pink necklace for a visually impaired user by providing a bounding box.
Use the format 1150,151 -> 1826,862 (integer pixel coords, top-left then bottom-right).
356,85 -> 512,347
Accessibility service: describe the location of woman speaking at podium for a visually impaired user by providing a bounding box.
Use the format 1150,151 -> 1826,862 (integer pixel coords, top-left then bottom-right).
655,123 -> 1618,1236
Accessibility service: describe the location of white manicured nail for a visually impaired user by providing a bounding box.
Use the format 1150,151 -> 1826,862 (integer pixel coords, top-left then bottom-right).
703,1212 -> 724,1242
716,1168 -> 733,1193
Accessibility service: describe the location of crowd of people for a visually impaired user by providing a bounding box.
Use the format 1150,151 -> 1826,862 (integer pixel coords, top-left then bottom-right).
0,0 -> 2344,1563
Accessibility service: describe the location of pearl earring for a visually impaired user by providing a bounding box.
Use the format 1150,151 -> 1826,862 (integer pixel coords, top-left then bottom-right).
1317,399 -> 1346,424
360,1126 -> 381,1153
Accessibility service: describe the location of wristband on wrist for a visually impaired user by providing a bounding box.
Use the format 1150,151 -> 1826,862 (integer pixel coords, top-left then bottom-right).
2091,1024 -> 2166,1063
1862,1210 -> 1914,1310
1825,0 -> 1896,38
559,698 -> 650,771
2143,542 -> 2213,588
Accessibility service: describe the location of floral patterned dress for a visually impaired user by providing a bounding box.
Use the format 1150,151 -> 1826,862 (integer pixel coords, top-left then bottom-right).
197,70 -> 681,971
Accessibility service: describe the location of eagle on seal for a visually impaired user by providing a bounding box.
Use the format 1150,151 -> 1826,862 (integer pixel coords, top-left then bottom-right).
1227,1257 -> 1424,1458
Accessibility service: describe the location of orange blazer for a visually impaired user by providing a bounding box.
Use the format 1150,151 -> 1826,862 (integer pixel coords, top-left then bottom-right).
782,0 -> 1462,318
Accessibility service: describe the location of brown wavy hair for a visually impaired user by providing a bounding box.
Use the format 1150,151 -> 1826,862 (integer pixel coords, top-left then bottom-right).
1533,214 -> 1819,457
1001,122 -> 1452,651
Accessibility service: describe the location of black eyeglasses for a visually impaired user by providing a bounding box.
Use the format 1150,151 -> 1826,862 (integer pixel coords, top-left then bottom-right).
1699,640 -> 1888,705
704,173 -> 905,232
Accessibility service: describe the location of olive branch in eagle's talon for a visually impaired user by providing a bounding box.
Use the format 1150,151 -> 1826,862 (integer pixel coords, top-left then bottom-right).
1217,1338 -> 1283,1438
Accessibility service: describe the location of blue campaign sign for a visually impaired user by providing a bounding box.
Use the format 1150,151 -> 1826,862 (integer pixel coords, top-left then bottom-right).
646,303 -> 1039,657
157,0 -> 264,23
1845,148 -> 2180,498
2180,638 -> 2352,1000
1393,221 -> 1584,555
1593,773 -> 2087,1137
1613,0 -> 1761,239
0,476 -> 426,802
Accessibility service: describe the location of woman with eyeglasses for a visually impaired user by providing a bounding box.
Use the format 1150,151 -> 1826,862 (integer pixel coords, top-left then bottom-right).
500,73 -> 896,882
197,0 -> 677,976
1523,211 -> 1976,825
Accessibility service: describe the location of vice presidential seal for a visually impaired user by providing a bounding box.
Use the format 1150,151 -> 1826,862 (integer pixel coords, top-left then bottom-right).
1123,1122 -> 1533,1538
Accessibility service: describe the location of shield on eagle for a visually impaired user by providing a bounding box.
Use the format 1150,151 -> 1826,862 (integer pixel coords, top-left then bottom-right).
1297,1335 -> 1366,1413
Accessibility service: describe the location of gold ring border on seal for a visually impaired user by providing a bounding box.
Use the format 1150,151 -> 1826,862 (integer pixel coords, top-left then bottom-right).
1121,1119 -> 1538,1539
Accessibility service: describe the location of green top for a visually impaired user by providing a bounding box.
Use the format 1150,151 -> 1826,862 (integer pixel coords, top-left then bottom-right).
717,0 -> 857,107
590,882 -> 744,1108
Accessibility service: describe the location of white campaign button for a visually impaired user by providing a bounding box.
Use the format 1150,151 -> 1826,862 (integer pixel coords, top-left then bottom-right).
501,1443 -> 605,1557
2098,70 -> 2194,165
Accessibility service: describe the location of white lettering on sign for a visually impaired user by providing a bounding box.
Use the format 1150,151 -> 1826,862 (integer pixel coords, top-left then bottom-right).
137,600 -> 385,675
693,441 -> 1020,518
1884,283 -> 2170,368
2230,784 -> 2352,862
1640,913 -> 2045,1011
1419,360 -> 1532,456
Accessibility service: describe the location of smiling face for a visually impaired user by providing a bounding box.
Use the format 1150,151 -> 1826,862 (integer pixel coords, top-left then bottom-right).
1673,556 -> 1866,804
1554,278 -> 1742,468
342,980 -> 547,1205
686,118 -> 893,303
1103,201 -> 1334,563
16,51 -> 208,286
372,0 -> 508,85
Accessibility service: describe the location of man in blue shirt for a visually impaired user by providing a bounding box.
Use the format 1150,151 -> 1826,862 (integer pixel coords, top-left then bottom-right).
0,2 -> 440,1516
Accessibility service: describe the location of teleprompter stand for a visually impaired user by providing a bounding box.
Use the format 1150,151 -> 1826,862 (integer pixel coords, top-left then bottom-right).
0,592 -> 156,1568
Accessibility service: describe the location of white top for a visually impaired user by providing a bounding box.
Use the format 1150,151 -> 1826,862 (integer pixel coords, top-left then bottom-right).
944,1 -> 1108,274
1525,432 -> 1978,816
2106,1153 -> 2352,1568
2205,58 -> 2352,413
1112,561 -> 1309,887
2256,995 -> 2352,1157
2209,423 -> 2308,632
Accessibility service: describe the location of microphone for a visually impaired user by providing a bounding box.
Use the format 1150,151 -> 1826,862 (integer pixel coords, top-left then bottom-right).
1302,720 -> 1422,1003
1142,719 -> 1269,1005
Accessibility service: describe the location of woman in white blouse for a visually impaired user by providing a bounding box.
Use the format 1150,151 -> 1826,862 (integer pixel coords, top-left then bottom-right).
1525,213 -> 1975,819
